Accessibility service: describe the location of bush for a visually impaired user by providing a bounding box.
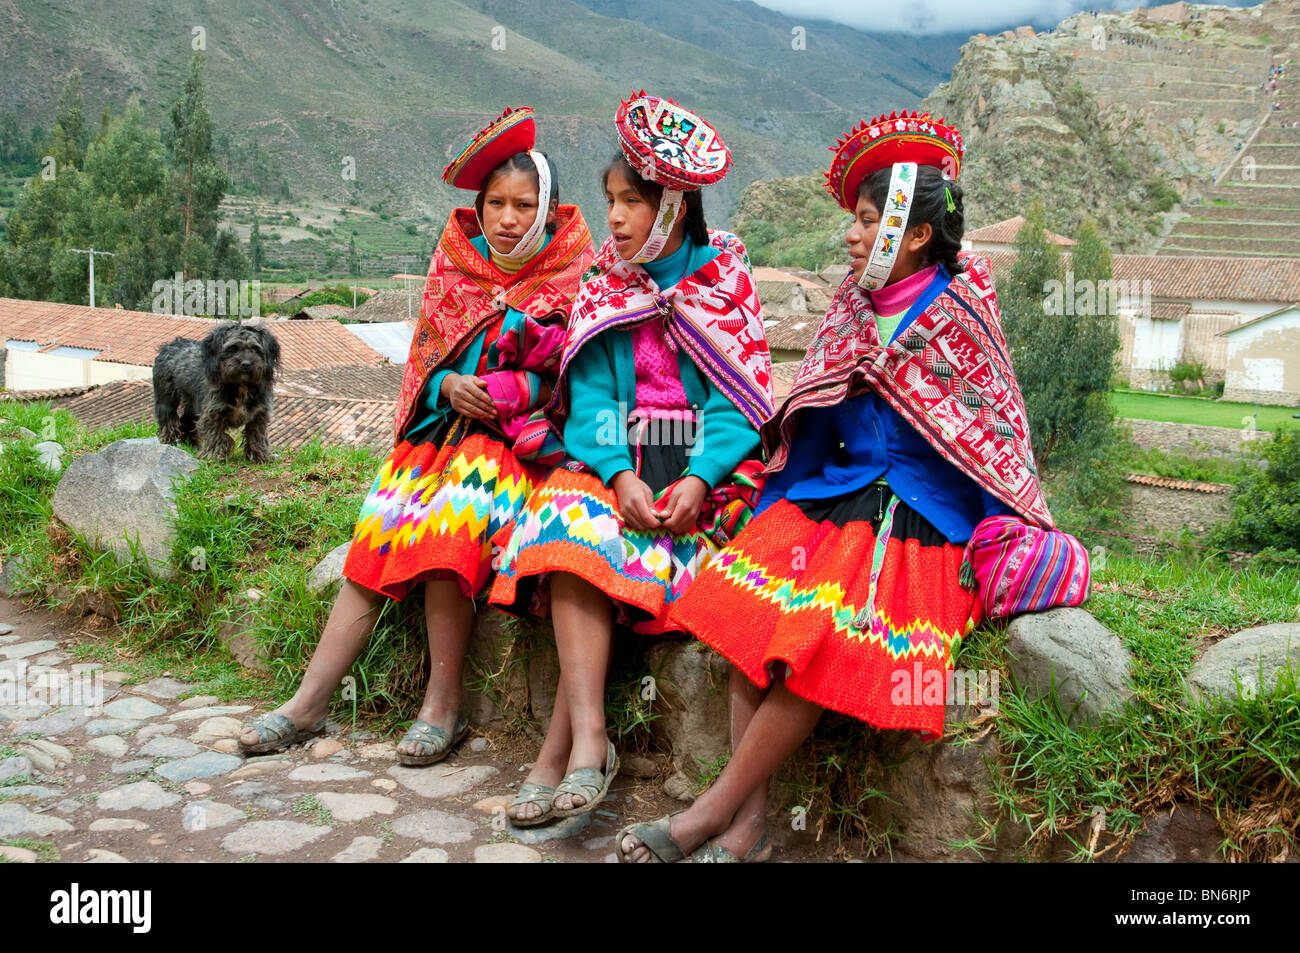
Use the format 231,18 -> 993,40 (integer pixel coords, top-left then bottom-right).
1211,428 -> 1300,556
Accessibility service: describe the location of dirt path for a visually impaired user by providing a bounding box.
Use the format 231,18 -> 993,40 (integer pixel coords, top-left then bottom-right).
0,594 -> 844,864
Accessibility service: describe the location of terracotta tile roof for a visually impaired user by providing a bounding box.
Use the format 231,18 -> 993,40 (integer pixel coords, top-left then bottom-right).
1125,472 -> 1233,494
967,216 -> 1075,246
274,364 -> 405,400
751,267 -> 828,290
0,384 -> 96,402
292,304 -> 353,320
766,314 -> 820,352
977,250 -> 1300,304
1150,301 -> 1192,320
349,289 -> 422,324
56,379 -> 154,427
0,297 -> 388,369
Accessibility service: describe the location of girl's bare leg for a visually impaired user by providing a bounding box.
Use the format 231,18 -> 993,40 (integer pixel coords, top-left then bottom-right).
508,680 -> 573,823
396,577 -> 476,757
238,578 -> 381,746
621,676 -> 823,862
549,571 -> 615,812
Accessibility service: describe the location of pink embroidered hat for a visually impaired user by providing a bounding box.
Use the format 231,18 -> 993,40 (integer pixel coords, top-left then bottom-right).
615,90 -> 732,191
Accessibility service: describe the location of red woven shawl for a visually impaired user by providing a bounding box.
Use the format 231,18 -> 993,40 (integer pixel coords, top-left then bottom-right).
393,205 -> 595,443
767,253 -> 1054,529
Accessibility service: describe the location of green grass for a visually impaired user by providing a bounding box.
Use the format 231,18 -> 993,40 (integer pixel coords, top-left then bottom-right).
1122,446 -> 1249,484
1112,390 -> 1300,430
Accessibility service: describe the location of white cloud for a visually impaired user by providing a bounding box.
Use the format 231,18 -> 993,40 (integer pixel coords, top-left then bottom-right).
742,0 -> 1252,36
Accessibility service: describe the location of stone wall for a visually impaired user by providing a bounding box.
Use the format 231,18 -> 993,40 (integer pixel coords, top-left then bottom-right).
1124,484 -> 1233,540
1123,417 -> 1272,458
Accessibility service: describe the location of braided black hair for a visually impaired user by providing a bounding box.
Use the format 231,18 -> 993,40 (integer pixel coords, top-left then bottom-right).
859,164 -> 964,276
475,151 -> 560,235
602,153 -> 709,247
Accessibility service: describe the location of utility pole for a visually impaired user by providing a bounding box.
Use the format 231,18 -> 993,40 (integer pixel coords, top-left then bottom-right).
69,247 -> 116,308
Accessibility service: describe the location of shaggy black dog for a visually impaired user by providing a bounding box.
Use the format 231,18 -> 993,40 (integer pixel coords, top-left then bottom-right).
153,322 -> 281,464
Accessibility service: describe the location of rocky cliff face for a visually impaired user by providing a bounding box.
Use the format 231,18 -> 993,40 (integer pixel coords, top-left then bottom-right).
739,1 -> 1300,264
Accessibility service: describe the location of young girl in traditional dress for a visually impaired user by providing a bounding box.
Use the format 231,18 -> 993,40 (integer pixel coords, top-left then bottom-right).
489,92 -> 773,825
620,111 -> 1091,862
238,108 -> 594,765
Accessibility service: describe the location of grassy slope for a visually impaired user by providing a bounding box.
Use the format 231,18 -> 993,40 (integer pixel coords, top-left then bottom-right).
0,0 -> 957,230
1113,391 -> 1300,430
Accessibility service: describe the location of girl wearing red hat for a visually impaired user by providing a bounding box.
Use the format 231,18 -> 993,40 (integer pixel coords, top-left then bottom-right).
618,111 -> 1091,862
489,92 -> 774,826
238,108 -> 595,765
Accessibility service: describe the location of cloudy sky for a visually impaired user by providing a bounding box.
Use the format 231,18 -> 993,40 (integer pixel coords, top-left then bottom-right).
745,0 -> 1258,35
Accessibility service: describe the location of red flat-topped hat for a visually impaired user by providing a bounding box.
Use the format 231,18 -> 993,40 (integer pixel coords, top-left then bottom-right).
442,106 -> 537,191
615,90 -> 732,191
825,110 -> 964,212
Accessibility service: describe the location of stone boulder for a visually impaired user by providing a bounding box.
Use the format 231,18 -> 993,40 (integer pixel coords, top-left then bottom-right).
463,610 -> 529,731
308,542 -> 352,595
1187,624 -> 1300,704
0,555 -> 36,598
864,704 -> 1015,861
51,437 -> 200,579
1004,608 -> 1135,726
1116,803 -> 1224,863
645,641 -> 731,785
33,441 -> 64,474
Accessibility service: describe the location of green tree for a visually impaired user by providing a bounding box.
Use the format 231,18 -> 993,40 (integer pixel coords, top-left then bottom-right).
347,232 -> 359,277
1001,205 -> 1118,474
249,210 -> 264,273
1212,429 -> 1300,557
49,69 -> 87,170
164,52 -> 233,281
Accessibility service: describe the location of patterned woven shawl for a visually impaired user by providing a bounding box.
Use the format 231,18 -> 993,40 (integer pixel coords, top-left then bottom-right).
393,205 -> 595,443
554,229 -> 774,430
766,253 -> 1054,528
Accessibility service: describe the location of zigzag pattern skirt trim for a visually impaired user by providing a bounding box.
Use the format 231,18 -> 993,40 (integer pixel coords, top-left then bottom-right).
341,421 -> 543,602
667,487 -> 983,738
489,467 -> 731,635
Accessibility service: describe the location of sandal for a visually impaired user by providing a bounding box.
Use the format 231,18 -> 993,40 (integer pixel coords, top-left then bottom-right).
239,712 -> 327,755
616,811 -> 691,863
507,781 -> 557,828
397,713 -> 469,766
691,828 -> 772,864
551,739 -> 619,818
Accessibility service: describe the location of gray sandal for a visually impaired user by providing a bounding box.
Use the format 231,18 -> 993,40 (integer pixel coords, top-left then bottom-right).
239,712 -> 327,755
508,781 -> 557,828
616,811 -> 690,863
397,713 -> 469,766
691,828 -> 772,863
552,739 -> 618,818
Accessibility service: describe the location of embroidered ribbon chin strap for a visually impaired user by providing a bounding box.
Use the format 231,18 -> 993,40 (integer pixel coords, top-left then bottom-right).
858,162 -> 917,291
630,188 -> 685,263
479,150 -> 552,266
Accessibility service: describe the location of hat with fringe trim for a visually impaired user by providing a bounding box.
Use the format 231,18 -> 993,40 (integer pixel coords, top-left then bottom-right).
825,110 -> 963,212
443,106 -> 537,191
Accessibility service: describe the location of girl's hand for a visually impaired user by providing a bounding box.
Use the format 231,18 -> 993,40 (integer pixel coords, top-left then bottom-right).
441,373 -> 496,419
612,470 -> 661,532
655,475 -> 709,535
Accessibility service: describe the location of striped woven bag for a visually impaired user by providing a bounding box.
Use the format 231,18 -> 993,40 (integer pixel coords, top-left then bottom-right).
960,516 -> 1092,620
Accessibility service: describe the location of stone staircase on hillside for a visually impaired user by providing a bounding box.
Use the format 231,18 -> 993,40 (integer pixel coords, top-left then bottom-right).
1157,8 -> 1300,257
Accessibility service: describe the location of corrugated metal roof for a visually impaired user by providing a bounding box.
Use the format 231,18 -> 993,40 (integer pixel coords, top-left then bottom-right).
342,322 -> 412,364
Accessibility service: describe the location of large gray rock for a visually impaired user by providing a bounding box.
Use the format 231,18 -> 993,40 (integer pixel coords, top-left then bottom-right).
308,542 -> 352,594
646,641 -> 731,780
51,437 -> 200,579
1004,608 -> 1135,726
526,633 -> 560,730
865,704 -> 1011,862
1188,624 -> 1300,704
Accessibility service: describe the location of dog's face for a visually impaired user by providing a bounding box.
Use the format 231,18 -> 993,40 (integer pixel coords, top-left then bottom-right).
202,323 -> 281,388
